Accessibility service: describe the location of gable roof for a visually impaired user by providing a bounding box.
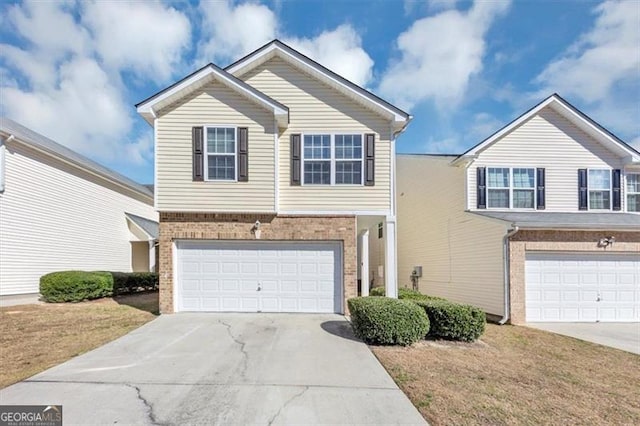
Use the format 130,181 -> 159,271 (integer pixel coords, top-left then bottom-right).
136,62 -> 289,128
0,117 -> 153,201
451,93 -> 640,166
225,39 -> 412,133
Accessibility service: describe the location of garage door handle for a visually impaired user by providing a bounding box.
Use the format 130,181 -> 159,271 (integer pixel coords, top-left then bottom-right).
257,283 -> 262,292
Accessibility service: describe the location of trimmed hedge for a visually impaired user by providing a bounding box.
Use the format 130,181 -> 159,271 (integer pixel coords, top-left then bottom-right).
415,300 -> 486,342
111,272 -> 158,295
368,286 -> 446,302
40,271 -> 113,302
40,271 -> 159,302
348,297 -> 430,346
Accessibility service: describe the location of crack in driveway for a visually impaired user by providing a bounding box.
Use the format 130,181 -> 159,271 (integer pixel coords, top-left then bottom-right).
219,320 -> 249,379
127,383 -> 166,426
267,386 -> 309,426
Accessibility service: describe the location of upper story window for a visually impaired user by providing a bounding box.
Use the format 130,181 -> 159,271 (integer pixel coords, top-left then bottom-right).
487,167 -> 535,209
627,173 -> 640,212
302,134 -> 363,185
206,127 -> 236,181
588,169 -> 610,210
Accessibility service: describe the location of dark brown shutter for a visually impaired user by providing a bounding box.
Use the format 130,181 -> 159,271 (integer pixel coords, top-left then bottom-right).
364,133 -> 375,186
290,134 -> 301,185
192,126 -> 204,181
237,127 -> 248,182
612,169 -> 621,211
477,167 -> 486,209
578,169 -> 588,210
536,168 -> 546,210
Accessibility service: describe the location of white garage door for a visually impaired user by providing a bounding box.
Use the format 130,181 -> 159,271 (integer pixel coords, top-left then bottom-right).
176,241 -> 342,313
525,252 -> 640,322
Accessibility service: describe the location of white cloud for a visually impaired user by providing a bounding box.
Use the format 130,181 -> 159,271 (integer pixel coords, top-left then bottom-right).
0,0 -> 192,166
423,136 -> 465,154
378,0 -> 511,110
198,0 -> 277,65
535,0 -> 639,103
197,1 -> 374,86
82,1 -> 191,83
284,25 -> 374,86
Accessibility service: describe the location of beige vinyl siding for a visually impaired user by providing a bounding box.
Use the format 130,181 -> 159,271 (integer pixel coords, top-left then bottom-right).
0,142 -> 157,296
467,108 -> 626,211
156,82 -> 276,212
241,58 -> 392,213
397,155 -> 509,316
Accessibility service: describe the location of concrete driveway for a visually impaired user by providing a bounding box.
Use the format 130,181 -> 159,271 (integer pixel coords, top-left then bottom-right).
0,314 -> 426,425
527,322 -> 640,355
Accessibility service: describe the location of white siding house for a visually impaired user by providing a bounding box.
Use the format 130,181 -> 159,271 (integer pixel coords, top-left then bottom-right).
0,118 -> 158,297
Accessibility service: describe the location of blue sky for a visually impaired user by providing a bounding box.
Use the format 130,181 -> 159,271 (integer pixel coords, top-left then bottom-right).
1,0 -> 638,184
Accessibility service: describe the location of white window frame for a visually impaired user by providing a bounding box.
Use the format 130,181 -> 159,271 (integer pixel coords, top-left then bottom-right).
587,168 -> 612,211
625,172 -> 640,213
301,133 -> 364,186
486,167 -> 536,210
204,126 -> 237,182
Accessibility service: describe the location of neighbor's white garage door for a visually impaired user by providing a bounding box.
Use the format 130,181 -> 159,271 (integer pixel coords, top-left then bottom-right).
525,252 -> 640,322
176,241 -> 342,313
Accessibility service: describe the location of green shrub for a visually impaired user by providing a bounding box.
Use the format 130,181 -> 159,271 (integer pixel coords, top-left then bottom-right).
40,271 -> 113,302
111,272 -> 158,295
348,297 -> 430,346
369,286 -> 385,296
368,286 -> 446,302
415,300 -> 486,342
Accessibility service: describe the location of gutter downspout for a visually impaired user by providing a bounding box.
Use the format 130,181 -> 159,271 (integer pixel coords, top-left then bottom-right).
499,225 -> 519,325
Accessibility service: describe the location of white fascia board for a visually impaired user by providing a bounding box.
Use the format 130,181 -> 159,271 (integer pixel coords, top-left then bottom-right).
227,43 -> 409,126
137,65 -> 289,128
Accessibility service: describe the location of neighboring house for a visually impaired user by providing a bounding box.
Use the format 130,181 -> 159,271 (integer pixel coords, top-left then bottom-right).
136,40 -> 411,314
0,118 -> 159,298
397,94 -> 640,324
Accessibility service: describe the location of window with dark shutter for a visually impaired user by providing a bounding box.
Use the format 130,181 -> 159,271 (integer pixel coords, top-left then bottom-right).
192,126 -> 204,181
476,167 -> 486,209
612,169 -> 621,210
290,134 -> 301,185
237,127 -> 248,182
364,133 -> 375,186
536,168 -> 546,210
578,169 -> 588,210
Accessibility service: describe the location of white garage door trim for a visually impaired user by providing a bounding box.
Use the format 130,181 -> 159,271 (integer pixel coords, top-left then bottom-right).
525,251 -> 640,322
174,240 -> 343,313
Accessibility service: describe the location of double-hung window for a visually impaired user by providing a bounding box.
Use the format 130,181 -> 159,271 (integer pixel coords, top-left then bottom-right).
512,168 -> 535,208
302,134 -> 363,185
626,173 -> 640,212
588,169 -> 611,210
487,167 -> 535,209
303,135 -> 331,184
335,135 -> 363,184
487,168 -> 510,208
206,127 -> 236,181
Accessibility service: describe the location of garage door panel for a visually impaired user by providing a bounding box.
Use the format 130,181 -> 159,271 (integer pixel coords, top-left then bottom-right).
176,241 -> 341,313
525,252 -> 639,322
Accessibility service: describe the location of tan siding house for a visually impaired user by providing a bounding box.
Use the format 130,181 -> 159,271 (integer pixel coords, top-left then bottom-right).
0,119 -> 158,297
398,94 -> 640,324
136,40 -> 411,314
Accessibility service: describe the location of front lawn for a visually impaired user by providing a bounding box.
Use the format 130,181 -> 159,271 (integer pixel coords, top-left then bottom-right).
373,323 -> 640,425
0,292 -> 159,388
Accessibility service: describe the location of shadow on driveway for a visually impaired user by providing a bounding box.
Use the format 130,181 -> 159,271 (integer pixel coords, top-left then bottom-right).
320,320 -> 362,342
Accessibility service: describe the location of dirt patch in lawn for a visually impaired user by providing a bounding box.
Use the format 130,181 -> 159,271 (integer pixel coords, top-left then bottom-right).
372,324 -> 640,425
0,292 -> 158,389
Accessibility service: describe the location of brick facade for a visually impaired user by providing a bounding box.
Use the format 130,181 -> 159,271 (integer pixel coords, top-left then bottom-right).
509,230 -> 640,324
158,212 -> 357,314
